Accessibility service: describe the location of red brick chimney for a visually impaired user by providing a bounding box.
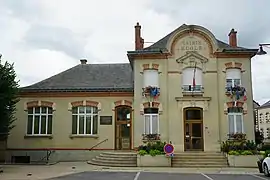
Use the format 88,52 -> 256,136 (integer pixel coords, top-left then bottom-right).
228,28 -> 237,47
135,22 -> 144,50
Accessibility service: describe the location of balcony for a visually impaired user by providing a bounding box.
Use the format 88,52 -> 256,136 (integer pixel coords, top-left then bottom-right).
182,85 -> 204,96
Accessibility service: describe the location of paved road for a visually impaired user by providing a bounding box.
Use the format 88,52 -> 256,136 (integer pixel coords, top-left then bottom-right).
49,171 -> 270,180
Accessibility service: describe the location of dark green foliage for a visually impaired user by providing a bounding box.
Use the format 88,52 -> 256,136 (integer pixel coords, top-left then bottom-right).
255,130 -> 264,145
260,144 -> 270,151
138,141 -> 166,156
0,57 -> 20,140
220,140 -> 257,153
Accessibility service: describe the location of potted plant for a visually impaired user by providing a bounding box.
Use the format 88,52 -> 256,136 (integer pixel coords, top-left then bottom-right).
137,141 -> 171,167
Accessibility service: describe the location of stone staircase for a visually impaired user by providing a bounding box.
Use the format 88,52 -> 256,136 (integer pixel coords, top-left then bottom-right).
88,151 -> 137,167
172,152 -> 228,168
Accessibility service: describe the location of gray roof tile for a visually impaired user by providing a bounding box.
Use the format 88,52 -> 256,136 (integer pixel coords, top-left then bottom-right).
21,63 -> 133,92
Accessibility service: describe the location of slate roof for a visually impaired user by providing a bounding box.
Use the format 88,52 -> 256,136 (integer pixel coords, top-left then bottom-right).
127,24 -> 258,55
257,100 -> 270,109
20,63 -> 133,92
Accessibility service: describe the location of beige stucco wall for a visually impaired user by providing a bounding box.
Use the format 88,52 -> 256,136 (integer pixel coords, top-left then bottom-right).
8,97 -> 132,150
133,25 -> 254,152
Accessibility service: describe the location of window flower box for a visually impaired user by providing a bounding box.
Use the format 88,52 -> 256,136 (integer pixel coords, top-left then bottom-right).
142,134 -> 160,142
225,86 -> 247,101
142,86 -> 160,98
227,133 -> 246,141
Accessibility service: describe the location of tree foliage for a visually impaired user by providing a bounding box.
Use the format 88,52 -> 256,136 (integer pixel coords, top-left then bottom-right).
255,130 -> 264,145
0,56 -> 19,140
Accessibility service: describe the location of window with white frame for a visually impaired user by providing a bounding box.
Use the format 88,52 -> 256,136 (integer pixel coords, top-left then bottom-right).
182,67 -> 203,91
226,68 -> 241,87
259,113 -> 264,124
143,69 -> 159,87
144,108 -> 159,135
27,106 -> 53,135
72,106 -> 98,135
228,107 -> 244,134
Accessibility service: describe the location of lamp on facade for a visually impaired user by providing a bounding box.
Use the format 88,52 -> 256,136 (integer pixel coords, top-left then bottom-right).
257,44 -> 270,55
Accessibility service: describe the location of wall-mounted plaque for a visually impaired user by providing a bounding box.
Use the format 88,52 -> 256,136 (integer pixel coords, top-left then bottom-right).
100,116 -> 112,125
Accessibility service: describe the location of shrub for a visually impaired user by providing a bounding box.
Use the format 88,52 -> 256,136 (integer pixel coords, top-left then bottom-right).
137,141 -> 166,156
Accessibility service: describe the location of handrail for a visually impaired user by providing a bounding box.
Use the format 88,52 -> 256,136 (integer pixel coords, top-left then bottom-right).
89,138 -> 109,151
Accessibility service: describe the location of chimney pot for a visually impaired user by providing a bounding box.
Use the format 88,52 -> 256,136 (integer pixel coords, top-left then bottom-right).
228,28 -> 237,47
80,59 -> 87,64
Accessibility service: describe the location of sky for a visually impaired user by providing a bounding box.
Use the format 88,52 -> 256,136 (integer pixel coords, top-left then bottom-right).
0,0 -> 269,105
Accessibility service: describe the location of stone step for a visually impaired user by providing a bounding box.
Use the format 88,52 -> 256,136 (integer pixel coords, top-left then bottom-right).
91,158 -> 136,164
174,153 -> 224,156
101,152 -> 137,156
100,153 -> 137,158
173,159 -> 227,163
88,160 -> 136,167
95,156 -> 136,161
172,161 -> 228,165
173,156 -> 226,159
172,164 -> 228,168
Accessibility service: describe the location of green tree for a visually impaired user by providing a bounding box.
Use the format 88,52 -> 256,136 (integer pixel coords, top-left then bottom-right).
0,55 -> 19,140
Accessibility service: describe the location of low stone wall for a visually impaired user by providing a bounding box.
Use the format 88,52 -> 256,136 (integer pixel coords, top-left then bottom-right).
137,155 -> 171,167
227,155 -> 263,168
4,150 -> 102,164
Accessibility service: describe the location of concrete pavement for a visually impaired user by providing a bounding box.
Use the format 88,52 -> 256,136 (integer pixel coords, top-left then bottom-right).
0,162 -> 265,180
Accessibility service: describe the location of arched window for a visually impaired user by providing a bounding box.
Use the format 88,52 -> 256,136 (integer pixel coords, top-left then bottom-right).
72,106 -> 98,135
144,108 -> 159,134
228,107 -> 243,134
182,67 -> 203,92
27,106 -> 53,135
226,69 -> 241,87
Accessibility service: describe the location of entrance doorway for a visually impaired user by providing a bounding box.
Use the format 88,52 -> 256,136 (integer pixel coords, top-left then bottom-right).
115,106 -> 132,150
183,107 -> 204,151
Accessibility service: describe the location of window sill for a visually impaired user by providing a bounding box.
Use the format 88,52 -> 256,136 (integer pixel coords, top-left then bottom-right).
69,134 -> 99,139
24,134 -> 53,139
182,91 -> 204,96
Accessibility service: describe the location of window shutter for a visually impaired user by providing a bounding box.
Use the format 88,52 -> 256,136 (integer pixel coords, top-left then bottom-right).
226,69 -> 241,79
143,70 -> 159,87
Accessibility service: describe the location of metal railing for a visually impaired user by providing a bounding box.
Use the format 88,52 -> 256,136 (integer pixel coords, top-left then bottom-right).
89,138 -> 109,151
182,85 -> 204,92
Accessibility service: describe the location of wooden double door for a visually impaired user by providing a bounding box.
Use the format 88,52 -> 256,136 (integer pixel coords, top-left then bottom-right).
115,106 -> 132,150
184,108 -> 204,151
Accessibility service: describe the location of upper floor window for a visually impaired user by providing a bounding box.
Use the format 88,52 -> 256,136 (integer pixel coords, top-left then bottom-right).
228,107 -> 243,134
226,69 -> 241,87
72,106 -> 98,135
27,107 -> 53,135
143,69 -> 159,88
266,113 -> 270,123
182,67 -> 203,92
144,108 -> 159,135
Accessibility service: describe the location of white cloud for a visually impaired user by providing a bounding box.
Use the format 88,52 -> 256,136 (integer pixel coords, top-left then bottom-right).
0,0 -> 270,104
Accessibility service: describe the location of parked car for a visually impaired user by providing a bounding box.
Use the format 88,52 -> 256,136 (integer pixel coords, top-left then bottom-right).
260,154 -> 270,176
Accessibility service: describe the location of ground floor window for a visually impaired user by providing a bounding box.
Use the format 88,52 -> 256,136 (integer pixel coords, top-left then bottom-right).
72,106 -> 98,135
228,107 -> 244,134
228,113 -> 243,133
144,108 -> 159,134
27,106 -> 53,135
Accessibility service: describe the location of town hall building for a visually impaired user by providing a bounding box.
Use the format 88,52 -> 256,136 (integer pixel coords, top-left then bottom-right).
5,23 -> 258,163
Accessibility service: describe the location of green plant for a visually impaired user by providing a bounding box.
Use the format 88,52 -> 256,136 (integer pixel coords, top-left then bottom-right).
138,150 -> 147,156
137,141 -> 166,156
265,150 -> 270,158
240,150 -> 253,155
149,149 -> 162,156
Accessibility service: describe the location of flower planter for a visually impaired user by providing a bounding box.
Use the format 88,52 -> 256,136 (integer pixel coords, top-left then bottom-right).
236,101 -> 244,108
226,101 -> 234,108
137,155 -> 171,167
227,155 -> 263,167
